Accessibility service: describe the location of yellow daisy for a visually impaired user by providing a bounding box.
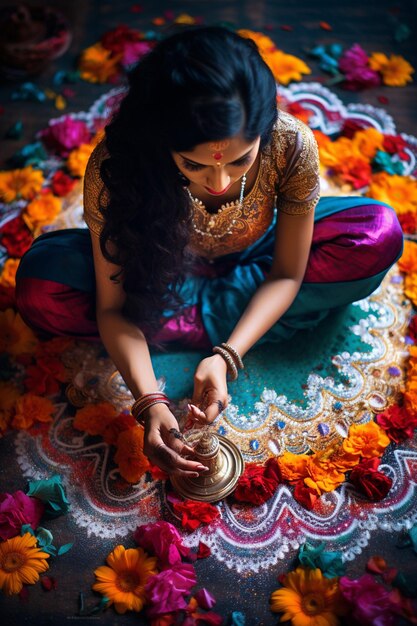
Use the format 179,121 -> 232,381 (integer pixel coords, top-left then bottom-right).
0,166 -> 44,203
270,566 -> 345,626
93,545 -> 158,614
0,533 -> 50,595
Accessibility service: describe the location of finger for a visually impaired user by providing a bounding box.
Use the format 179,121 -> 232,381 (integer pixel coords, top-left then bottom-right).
188,403 -> 207,423
148,443 -> 208,476
166,429 -> 196,456
203,401 -> 225,423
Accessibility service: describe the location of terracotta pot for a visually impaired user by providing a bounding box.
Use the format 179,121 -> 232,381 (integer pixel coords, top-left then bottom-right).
0,4 -> 72,80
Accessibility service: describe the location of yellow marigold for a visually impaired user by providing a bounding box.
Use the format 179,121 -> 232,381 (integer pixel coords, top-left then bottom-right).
12,393 -> 55,430
78,43 -> 121,83
67,143 -> 95,177
0,258 -> 20,288
264,49 -> 311,85
93,545 -> 158,613
237,29 -> 277,55
351,128 -> 384,160
270,566 -> 345,626
319,137 -> 362,168
0,533 -> 49,595
343,421 -> 390,458
0,166 -> 44,203
114,426 -> 150,483
369,52 -> 414,86
0,309 -> 38,356
304,454 -> 346,495
404,272 -> 417,307
73,401 -> 119,436
0,381 -> 21,433
398,240 -> 417,274
277,451 -> 309,482
366,172 -> 417,214
24,192 -> 62,231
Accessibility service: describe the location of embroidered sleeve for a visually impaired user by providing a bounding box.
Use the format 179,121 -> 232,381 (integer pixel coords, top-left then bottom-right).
83,141 -> 110,236
274,114 -> 320,216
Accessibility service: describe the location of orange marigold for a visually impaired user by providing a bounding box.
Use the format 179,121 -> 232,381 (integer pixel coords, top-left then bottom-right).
11,393 -> 55,430
369,52 -> 414,86
366,172 -> 417,214
73,401 -> 119,436
78,43 -> 121,83
343,421 -> 390,458
0,166 -> 44,203
0,309 -> 38,356
404,273 -> 417,307
264,49 -> 311,85
304,453 -> 346,494
114,426 -> 150,483
312,130 -> 332,149
0,381 -> 21,433
0,258 -> 20,288
237,29 -> 277,55
67,143 -> 95,177
351,128 -> 384,160
319,137 -> 362,168
24,192 -> 62,231
398,240 -> 417,274
277,451 -> 309,482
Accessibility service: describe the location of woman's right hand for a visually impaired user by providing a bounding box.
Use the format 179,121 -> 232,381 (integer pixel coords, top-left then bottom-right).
142,402 -> 208,477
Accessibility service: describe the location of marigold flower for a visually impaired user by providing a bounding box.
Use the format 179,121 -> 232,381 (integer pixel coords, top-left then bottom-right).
270,566 -> 346,625
67,143 -> 95,177
12,393 -> 55,430
0,532 -> 50,595
369,52 -> 414,86
93,545 -> 158,613
397,240 -> 417,274
343,421 -> 390,458
0,309 -> 38,356
366,172 -> 417,214
304,455 -> 346,495
78,43 -> 121,83
312,130 -> 331,149
331,157 -> 372,190
277,451 -> 309,482
0,258 -> 20,288
264,49 -> 311,84
73,401 -> 119,436
114,426 -> 150,483
404,272 -> 417,307
319,137 -> 362,168
24,192 -> 62,231
351,128 -> 384,160
237,29 -> 277,55
0,166 -> 44,203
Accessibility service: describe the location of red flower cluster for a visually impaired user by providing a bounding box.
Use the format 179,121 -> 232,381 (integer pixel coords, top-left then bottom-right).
234,458 -> 281,506
169,497 -> 220,532
376,404 -> 417,443
0,215 -> 33,258
349,457 -> 392,501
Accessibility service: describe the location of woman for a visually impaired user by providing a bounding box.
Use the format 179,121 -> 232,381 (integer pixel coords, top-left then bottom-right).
16,26 -> 403,477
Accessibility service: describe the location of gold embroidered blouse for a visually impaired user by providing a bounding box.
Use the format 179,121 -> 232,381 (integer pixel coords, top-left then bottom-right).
83,111 -> 320,260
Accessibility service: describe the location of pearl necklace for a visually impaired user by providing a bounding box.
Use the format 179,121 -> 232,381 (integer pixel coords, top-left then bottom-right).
186,174 -> 247,239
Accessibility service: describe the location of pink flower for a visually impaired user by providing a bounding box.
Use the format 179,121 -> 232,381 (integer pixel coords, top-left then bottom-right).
39,117 -> 91,157
339,44 -> 381,90
194,588 -> 216,610
121,41 -> 153,68
339,574 -> 401,626
145,562 -> 197,617
134,520 -> 191,566
0,491 -> 45,540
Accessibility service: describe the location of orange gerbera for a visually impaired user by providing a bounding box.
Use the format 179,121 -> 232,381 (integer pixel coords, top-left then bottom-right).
366,172 -> 417,214
93,545 -> 158,614
0,381 -> 21,433
270,566 -> 345,626
351,128 -> 384,160
318,137 -> 362,168
237,29 -> 277,55
67,143 -> 95,177
398,240 -> 417,274
78,43 -> 121,83
277,451 -> 309,482
0,309 -> 38,356
114,426 -> 150,483
73,401 -> 119,436
369,52 -> 414,86
24,192 -> 62,231
343,421 -> 390,458
12,393 -> 55,430
0,258 -> 20,288
265,49 -> 311,84
0,532 -> 50,595
0,166 -> 44,203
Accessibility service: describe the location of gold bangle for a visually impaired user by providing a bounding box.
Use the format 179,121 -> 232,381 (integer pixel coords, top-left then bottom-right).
220,342 -> 244,370
212,346 -> 238,381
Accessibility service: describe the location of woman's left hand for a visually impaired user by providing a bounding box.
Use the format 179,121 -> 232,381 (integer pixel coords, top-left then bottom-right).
190,354 -> 229,424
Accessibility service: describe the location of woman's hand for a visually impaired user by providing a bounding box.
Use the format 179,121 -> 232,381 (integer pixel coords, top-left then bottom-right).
143,403 -> 209,477
190,354 -> 229,424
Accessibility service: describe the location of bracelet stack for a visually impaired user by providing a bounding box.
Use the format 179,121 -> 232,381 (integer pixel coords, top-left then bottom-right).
212,342 -> 244,381
131,392 -> 170,426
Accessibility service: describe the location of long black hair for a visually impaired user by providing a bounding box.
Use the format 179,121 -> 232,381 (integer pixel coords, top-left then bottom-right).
99,26 -> 277,336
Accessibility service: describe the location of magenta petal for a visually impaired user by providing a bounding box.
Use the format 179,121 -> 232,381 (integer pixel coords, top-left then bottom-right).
194,588 -> 216,610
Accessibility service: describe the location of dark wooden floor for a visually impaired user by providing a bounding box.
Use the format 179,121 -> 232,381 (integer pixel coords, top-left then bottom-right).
0,0 -> 416,168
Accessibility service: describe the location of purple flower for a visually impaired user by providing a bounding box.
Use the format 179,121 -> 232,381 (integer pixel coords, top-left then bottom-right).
339,574 -> 401,625
134,520 -> 191,567
0,491 -> 44,540
145,562 -> 197,617
39,116 -> 91,157
338,44 -> 381,90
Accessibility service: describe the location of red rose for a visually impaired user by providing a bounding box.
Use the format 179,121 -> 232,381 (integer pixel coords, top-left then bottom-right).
234,458 -> 281,506
51,170 -> 76,197
383,134 -> 408,159
24,355 -> 68,395
0,215 -> 33,258
349,457 -> 392,501
293,480 -> 318,510
0,491 -> 44,540
171,499 -> 220,531
376,404 -> 417,443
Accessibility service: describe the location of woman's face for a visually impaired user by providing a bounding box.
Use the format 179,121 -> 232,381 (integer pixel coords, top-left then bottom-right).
171,134 -> 261,196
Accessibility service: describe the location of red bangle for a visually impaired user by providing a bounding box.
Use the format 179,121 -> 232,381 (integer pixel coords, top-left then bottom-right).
131,392 -> 170,425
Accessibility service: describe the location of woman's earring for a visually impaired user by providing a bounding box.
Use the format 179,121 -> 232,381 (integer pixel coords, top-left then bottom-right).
177,171 -> 190,187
